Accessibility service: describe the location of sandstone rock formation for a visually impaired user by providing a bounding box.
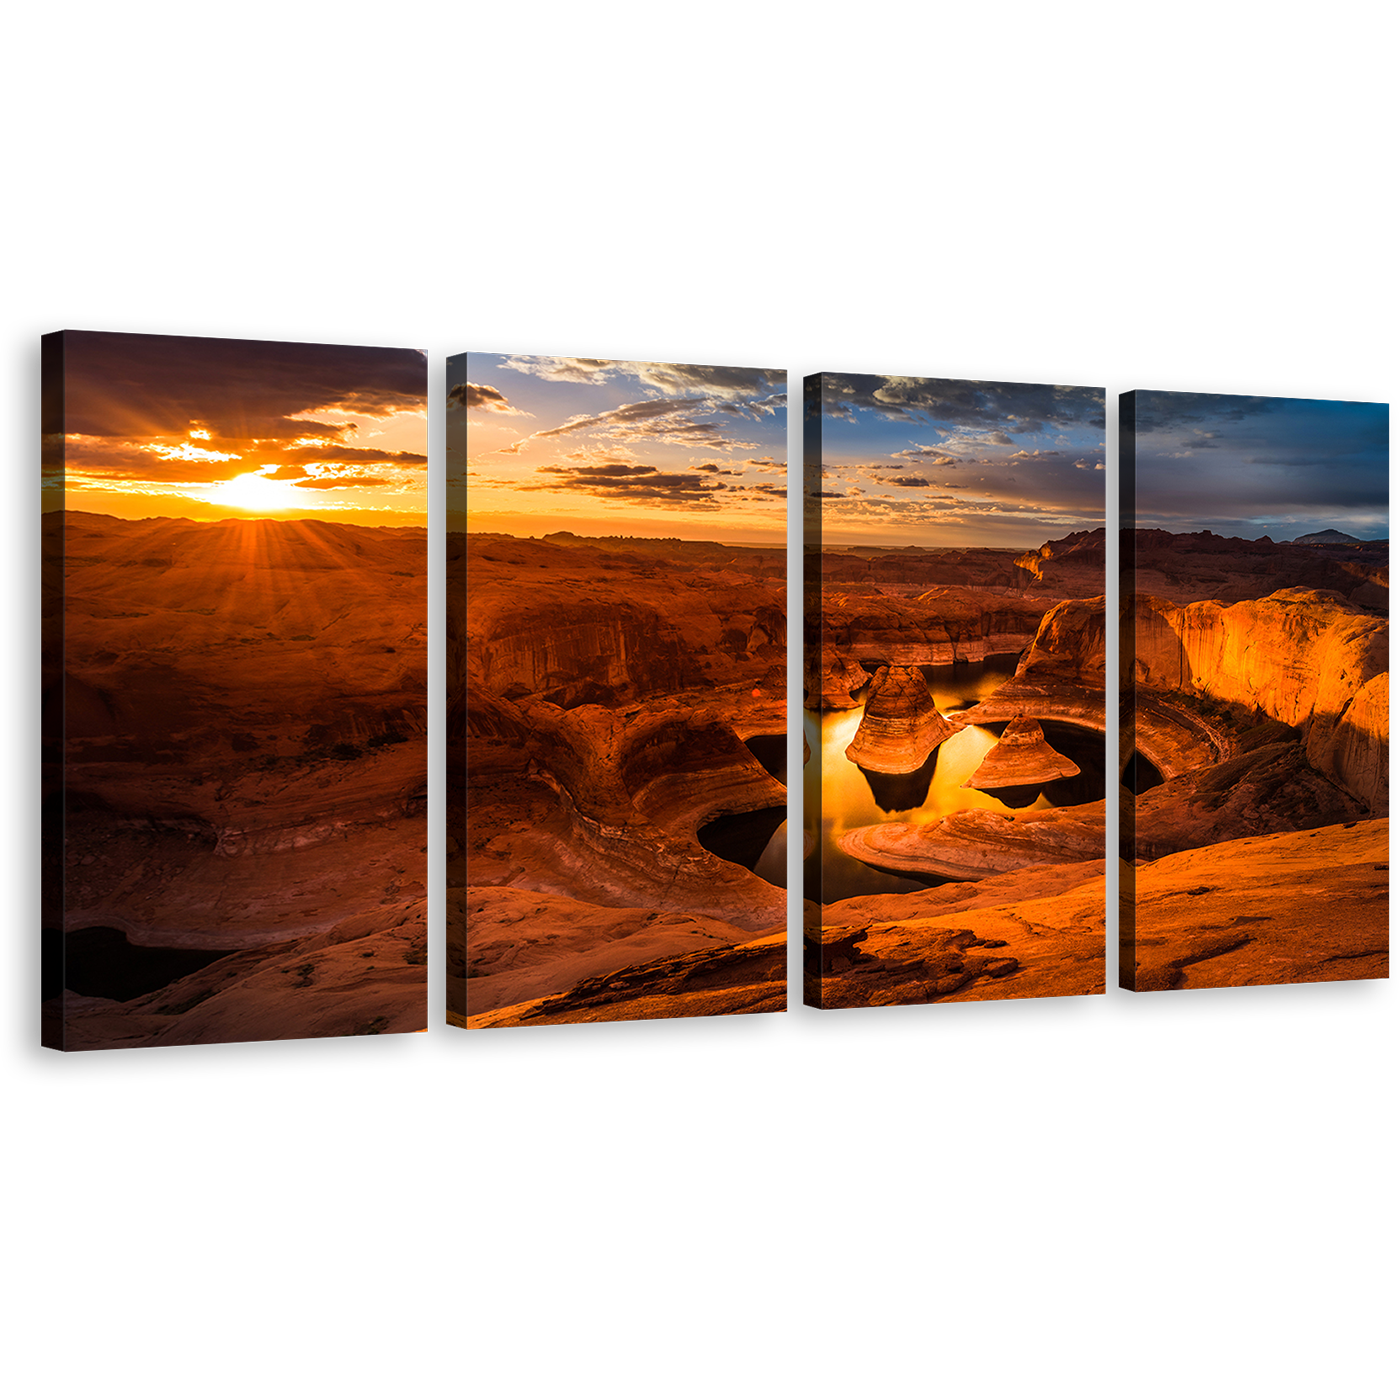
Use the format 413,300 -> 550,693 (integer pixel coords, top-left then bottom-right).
1128,528 -> 1388,606
466,930 -> 787,1027
964,716 -> 1080,791
843,666 -> 960,773
1125,820 -> 1388,989
806,858 -> 1106,1007
805,642 -> 871,710
804,530 -> 1110,1008
1127,693 -> 1232,779
45,512 -> 429,1048
1014,528 -> 1106,595
1130,589 -> 1388,813
956,596 -> 1107,734
1121,531 -> 1388,992
838,801 -> 1106,881
818,589 -> 1050,662
818,547 -> 1023,590
806,588 -> 1049,712
455,531 -> 790,1025
465,696 -> 787,931
819,529 -> 1106,600
1131,728 -> 1366,859
466,532 -> 785,708
450,886 -> 771,1018
47,897 -> 428,1051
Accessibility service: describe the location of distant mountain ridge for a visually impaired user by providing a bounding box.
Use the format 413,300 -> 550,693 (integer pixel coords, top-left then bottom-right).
1289,528 -> 1387,546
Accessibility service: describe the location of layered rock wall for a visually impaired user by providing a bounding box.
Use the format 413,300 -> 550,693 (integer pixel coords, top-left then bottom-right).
1130,529 -> 1388,605
957,596 -> 1107,731
818,590 -> 1048,662
804,589 -> 1049,709
1132,589 -> 1388,811
467,534 -> 785,708
477,605 -> 694,700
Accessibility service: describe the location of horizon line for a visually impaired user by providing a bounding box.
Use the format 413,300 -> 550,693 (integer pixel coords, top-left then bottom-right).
456,525 -> 786,546
42,506 -> 428,530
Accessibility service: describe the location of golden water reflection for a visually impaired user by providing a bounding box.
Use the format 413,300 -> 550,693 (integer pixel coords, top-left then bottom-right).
803,654 -> 1050,902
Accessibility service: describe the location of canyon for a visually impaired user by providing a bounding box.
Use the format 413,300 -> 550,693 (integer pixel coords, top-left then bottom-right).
452,531 -> 788,1027
804,530 -> 1110,1005
1122,529 -> 1388,989
803,523 -> 1388,1000
43,511 -> 429,1049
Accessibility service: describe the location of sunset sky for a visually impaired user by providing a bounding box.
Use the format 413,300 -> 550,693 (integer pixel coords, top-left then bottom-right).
810,374 -> 1106,549
451,354 -> 787,543
1130,391 -> 1389,540
45,332 -> 427,525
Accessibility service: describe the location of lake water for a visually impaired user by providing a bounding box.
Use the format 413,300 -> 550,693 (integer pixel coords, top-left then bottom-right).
802,654 -> 1104,903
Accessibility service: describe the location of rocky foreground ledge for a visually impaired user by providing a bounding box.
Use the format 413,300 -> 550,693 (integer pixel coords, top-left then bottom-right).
45,898 -> 429,1050
463,930 -> 786,1027
1126,819 -> 1388,990
808,859 -> 1107,1007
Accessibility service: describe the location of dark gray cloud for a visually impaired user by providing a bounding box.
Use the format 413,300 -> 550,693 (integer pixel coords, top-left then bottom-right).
503,395 -> 763,454
502,356 -> 784,400
277,443 -> 427,467
62,331 -> 426,441
448,381 -> 522,414
523,460 -> 731,509
1130,392 -> 1274,432
816,374 -> 1105,432
889,476 -> 931,487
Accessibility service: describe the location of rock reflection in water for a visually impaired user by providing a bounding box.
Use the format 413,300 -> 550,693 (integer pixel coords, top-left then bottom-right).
858,748 -> 940,812
974,782 -> 1044,810
968,720 -> 1104,810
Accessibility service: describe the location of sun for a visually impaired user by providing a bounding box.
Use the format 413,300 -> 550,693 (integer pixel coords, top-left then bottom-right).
206,472 -> 302,514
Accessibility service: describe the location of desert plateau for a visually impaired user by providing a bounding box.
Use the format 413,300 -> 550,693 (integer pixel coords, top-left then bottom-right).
43,511 -> 429,1047
450,531 -> 788,1024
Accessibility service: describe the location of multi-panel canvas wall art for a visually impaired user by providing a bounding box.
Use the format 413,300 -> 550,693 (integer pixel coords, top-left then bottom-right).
448,354 -> 788,1027
1120,390 -> 1389,990
42,332 -> 429,1049
803,373 -> 1108,1008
